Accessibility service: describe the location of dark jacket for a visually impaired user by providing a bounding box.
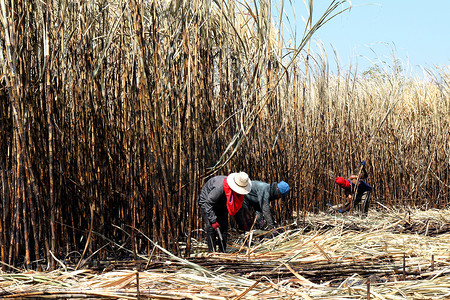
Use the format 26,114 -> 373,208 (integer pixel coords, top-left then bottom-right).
345,167 -> 373,195
198,175 -> 227,224
243,181 -> 281,229
353,180 -> 372,193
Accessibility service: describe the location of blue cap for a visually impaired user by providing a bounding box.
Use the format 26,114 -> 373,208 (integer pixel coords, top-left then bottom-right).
277,181 -> 290,196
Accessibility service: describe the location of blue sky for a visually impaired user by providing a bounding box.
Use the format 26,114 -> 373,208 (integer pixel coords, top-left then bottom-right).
283,0 -> 450,75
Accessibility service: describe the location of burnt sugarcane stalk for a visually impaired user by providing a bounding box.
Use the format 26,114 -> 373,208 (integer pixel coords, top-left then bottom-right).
44,0 -> 56,270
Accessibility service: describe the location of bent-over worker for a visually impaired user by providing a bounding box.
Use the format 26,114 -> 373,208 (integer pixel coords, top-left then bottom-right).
235,180 -> 290,231
198,172 -> 252,252
331,161 -> 373,216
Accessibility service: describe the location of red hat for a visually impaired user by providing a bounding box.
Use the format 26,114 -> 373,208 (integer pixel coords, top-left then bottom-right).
336,177 -> 351,189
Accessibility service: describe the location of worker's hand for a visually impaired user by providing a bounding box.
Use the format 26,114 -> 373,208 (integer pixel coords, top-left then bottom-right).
211,222 -> 220,230
361,160 -> 366,166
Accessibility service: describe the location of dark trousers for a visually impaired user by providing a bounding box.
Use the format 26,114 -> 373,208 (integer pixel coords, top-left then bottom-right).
333,190 -> 373,217
200,208 -> 228,252
234,206 -> 253,231
235,206 -> 265,231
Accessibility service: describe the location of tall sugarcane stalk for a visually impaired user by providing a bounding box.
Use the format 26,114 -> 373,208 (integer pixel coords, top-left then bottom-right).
44,0 -> 56,270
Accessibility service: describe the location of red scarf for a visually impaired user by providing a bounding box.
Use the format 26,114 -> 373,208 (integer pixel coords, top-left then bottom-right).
223,178 -> 244,216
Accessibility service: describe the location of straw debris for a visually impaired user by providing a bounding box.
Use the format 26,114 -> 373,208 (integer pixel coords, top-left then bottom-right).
1,208 -> 448,299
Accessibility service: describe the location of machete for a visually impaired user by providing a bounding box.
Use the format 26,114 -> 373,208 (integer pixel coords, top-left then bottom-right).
216,227 -> 226,252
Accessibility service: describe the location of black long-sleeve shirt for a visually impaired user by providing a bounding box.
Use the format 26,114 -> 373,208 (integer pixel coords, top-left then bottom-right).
198,176 -> 227,224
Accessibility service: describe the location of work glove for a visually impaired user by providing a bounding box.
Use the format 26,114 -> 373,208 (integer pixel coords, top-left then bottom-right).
361,160 -> 366,166
211,222 -> 220,230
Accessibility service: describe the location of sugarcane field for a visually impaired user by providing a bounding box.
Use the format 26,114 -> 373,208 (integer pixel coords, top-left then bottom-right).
0,0 -> 449,299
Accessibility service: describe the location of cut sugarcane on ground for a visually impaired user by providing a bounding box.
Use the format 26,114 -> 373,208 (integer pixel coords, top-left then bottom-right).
1,207 -> 449,299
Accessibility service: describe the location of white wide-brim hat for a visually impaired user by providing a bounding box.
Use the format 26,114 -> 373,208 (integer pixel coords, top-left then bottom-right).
227,172 -> 252,195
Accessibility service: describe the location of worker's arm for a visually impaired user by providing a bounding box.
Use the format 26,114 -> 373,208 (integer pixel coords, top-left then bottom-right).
260,191 -> 275,229
361,166 -> 368,179
199,185 -> 223,224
